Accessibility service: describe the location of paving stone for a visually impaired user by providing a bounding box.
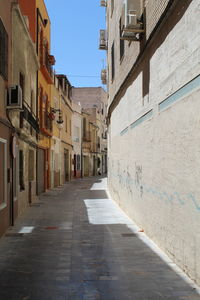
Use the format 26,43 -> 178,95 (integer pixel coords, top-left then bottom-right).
0,176 -> 200,299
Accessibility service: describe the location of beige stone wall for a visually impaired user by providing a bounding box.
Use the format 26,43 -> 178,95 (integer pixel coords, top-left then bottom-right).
11,4 -> 38,213
72,87 -> 108,175
0,0 -> 12,120
12,5 -> 38,114
108,0 -> 200,284
18,143 -> 37,215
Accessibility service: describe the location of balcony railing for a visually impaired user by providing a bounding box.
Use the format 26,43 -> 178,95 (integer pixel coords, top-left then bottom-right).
99,30 -> 107,50
43,110 -> 52,132
45,53 -> 53,76
40,51 -> 55,84
39,109 -> 53,137
101,69 -> 107,84
22,100 -> 39,133
100,0 -> 107,7
83,131 -> 91,142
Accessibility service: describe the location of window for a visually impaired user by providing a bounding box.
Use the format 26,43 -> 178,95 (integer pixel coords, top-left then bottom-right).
13,144 -> 19,201
0,138 -> 7,210
65,115 -> 68,132
83,117 -> 86,137
0,18 -> 8,80
111,42 -> 115,81
98,137 -> 100,149
19,73 -> 25,128
77,155 -> 81,170
30,90 -> 34,135
39,30 -> 43,64
68,86 -> 71,99
111,0 -> 114,16
28,149 -> 34,181
19,150 -> 25,191
44,94 -> 49,130
74,126 -> 79,142
119,18 -> 125,60
19,72 -> 25,100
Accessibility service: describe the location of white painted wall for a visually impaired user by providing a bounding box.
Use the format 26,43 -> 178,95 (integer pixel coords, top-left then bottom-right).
72,102 -> 82,173
108,0 -> 200,285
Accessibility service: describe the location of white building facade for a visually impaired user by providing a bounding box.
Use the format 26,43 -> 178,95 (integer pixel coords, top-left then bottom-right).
106,0 -> 200,284
72,102 -> 82,178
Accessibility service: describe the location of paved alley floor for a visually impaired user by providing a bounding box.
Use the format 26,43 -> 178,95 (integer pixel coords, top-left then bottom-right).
0,177 -> 200,300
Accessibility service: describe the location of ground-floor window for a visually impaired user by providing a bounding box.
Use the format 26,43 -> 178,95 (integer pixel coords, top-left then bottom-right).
64,149 -> 69,181
19,150 -> 25,191
28,149 -> 34,181
0,138 -> 7,210
13,146 -> 19,201
77,154 -> 81,170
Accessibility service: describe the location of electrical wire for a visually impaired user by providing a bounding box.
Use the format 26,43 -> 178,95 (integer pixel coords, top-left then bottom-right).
66,75 -> 100,78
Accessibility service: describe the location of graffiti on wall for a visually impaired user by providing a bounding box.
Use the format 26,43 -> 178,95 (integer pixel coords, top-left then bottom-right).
109,159 -> 200,212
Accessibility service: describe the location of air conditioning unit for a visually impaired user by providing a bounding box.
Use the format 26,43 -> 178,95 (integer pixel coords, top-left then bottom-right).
122,0 -> 144,40
73,137 -> 79,142
7,85 -> 23,109
101,69 -> 107,85
99,30 -> 107,50
100,0 -> 107,7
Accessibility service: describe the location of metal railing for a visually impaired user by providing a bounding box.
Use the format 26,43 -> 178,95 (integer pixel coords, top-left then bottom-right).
22,100 -> 39,133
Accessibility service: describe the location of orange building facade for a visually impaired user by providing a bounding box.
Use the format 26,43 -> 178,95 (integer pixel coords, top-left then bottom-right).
19,0 -> 55,194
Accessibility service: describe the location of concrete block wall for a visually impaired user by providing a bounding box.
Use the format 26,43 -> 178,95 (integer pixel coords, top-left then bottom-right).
106,0 -> 178,105
107,0 -> 140,106
108,0 -> 200,284
145,0 -> 170,38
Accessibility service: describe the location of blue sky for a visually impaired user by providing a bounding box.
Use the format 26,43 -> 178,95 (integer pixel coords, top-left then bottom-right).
45,0 -> 106,88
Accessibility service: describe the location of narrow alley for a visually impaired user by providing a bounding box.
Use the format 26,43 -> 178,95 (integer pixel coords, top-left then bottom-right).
0,177 -> 200,300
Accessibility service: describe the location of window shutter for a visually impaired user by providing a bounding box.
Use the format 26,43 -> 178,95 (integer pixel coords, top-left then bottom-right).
0,18 -> 8,80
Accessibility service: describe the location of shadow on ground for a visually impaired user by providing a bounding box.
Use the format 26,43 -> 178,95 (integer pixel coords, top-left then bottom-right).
0,176 -> 199,300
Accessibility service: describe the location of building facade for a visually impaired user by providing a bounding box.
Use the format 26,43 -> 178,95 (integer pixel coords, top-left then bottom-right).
58,75 -> 73,184
19,0 -> 55,195
0,0 -> 15,236
81,110 -> 92,177
72,102 -> 82,178
50,75 -> 62,188
36,0 -> 54,194
72,87 -> 108,177
10,3 -> 39,214
106,0 -> 200,284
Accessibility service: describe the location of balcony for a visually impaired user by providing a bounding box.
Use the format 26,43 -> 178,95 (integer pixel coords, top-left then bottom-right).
40,109 -> 53,137
73,137 -> 79,143
99,30 -> 107,50
40,52 -> 55,84
121,0 -> 144,41
22,101 -> 39,133
100,0 -> 107,6
83,131 -> 91,142
101,69 -> 107,85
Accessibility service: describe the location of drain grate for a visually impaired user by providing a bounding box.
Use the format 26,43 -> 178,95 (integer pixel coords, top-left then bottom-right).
121,233 -> 137,237
5,233 -> 24,237
45,226 -> 58,230
30,203 -> 41,207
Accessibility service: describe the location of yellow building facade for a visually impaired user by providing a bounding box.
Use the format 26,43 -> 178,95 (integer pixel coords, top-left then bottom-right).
36,0 -> 55,193
50,76 -> 62,188
57,75 -> 73,184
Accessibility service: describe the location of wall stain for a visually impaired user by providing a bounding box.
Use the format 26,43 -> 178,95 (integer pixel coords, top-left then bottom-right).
109,160 -> 199,212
